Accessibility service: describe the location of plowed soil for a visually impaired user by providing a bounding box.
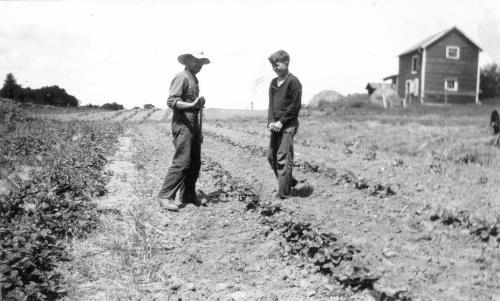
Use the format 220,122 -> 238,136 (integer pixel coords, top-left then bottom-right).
56,108 -> 500,301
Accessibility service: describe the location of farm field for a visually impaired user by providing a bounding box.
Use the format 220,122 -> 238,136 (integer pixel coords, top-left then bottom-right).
2,101 -> 500,300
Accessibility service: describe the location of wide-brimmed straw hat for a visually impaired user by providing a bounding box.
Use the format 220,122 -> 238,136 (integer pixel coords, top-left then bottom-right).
177,52 -> 211,65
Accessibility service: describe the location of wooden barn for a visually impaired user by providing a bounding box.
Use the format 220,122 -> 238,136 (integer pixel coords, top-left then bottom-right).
394,27 -> 481,104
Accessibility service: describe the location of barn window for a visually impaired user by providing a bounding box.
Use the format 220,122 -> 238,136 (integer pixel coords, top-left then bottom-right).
446,46 -> 460,59
445,79 -> 458,91
411,55 -> 419,73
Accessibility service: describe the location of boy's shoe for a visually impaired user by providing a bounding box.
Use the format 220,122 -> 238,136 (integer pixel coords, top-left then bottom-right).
158,197 -> 181,211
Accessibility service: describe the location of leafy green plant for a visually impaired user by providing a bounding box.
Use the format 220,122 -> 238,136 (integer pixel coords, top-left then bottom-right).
280,221 -> 380,291
0,105 -> 122,300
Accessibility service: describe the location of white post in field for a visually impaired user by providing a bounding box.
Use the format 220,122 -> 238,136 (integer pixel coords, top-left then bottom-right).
382,80 -> 387,109
403,81 -> 407,108
476,53 -> 481,105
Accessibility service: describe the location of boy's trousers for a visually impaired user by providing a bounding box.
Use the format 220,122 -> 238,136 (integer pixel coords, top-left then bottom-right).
159,111 -> 201,201
267,126 -> 297,196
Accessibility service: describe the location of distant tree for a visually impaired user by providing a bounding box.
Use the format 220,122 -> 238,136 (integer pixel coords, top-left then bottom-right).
480,63 -> 500,99
133,106 -> 140,110
143,104 -> 155,109
101,102 -> 124,110
0,73 -> 22,100
35,86 -> 79,107
20,87 -> 34,104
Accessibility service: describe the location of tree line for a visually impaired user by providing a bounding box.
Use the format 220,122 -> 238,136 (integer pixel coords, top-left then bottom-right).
0,73 -> 154,110
0,73 -> 79,107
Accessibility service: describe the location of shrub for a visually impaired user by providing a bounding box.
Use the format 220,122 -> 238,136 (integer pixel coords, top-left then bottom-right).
332,94 -> 384,112
101,102 -> 124,111
82,104 -> 100,108
341,93 -> 371,108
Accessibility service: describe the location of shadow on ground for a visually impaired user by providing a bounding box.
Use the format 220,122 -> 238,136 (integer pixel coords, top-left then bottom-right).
197,189 -> 229,204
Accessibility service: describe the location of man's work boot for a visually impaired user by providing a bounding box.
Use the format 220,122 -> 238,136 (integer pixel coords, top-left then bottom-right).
158,196 -> 181,211
187,191 -> 207,206
291,177 -> 299,188
158,198 -> 180,211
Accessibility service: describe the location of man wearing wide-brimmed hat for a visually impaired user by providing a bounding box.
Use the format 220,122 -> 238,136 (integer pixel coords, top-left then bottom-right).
158,52 -> 210,211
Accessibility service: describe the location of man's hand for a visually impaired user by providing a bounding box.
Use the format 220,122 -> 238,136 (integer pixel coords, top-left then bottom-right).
192,96 -> 206,109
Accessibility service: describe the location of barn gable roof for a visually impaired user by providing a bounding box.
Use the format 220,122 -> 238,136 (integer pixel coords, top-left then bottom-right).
399,26 -> 482,56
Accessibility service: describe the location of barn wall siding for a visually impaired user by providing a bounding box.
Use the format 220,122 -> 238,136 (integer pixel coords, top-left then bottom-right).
424,93 -> 475,104
397,51 -> 421,99
424,30 -> 479,103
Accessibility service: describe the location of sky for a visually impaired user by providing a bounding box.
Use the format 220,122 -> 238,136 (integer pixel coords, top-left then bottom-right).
1,0 -> 500,109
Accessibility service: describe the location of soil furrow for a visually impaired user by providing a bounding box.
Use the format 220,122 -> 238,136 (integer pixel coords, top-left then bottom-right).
203,123 -> 500,243
202,131 -> 500,300
203,128 -> 396,199
201,155 -> 412,300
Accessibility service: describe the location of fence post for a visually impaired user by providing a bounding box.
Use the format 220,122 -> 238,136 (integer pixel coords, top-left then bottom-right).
382,80 -> 387,109
444,86 -> 448,104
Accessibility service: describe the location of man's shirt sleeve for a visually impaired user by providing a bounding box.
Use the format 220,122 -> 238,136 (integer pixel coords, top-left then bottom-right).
167,75 -> 187,109
268,81 -> 274,124
279,78 -> 302,126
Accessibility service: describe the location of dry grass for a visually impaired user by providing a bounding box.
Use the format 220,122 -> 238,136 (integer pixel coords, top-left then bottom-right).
58,133 -> 173,300
60,204 -> 170,300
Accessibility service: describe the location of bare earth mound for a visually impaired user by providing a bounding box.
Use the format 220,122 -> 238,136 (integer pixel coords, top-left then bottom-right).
308,90 -> 344,108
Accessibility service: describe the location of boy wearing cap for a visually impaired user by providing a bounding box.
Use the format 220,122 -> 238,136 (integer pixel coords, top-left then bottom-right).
158,53 -> 210,211
267,50 -> 302,199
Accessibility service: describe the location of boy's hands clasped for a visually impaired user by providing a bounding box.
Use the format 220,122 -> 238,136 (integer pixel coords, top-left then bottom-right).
268,121 -> 283,132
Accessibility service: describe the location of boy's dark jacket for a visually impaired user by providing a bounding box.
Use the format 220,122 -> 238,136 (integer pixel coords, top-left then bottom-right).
268,73 -> 302,128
